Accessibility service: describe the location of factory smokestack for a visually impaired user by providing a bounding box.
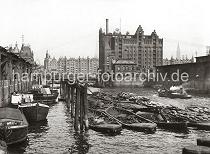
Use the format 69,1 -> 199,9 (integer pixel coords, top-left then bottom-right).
106,19 -> 109,34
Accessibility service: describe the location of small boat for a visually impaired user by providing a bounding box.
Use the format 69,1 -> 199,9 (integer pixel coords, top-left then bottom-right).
136,111 -> 188,131
188,122 -> 210,130
116,102 -> 149,113
158,89 -> 192,99
19,103 -> 49,122
169,92 -> 192,99
30,88 -> 58,105
105,106 -> 157,133
11,93 -> 50,122
157,89 -> 169,97
0,108 -> 28,145
88,109 -> 122,134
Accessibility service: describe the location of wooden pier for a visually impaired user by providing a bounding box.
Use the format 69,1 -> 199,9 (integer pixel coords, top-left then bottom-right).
60,80 -> 89,132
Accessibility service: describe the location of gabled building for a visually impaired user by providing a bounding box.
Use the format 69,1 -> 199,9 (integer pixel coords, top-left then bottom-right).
8,42 -> 34,63
99,19 -> 163,73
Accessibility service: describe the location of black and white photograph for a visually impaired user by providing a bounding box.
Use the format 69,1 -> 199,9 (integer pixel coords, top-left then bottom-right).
0,0 -> 210,153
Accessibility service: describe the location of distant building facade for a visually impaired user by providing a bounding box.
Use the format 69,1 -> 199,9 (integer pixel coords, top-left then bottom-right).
99,19 -> 163,73
163,43 -> 194,65
112,59 -> 137,75
163,56 -> 194,65
206,46 -> 210,55
44,52 -> 99,74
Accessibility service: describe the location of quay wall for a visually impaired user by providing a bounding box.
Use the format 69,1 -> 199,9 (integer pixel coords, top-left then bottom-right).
155,62 -> 210,93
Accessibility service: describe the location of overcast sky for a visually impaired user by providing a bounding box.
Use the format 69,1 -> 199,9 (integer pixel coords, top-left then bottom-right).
0,0 -> 209,64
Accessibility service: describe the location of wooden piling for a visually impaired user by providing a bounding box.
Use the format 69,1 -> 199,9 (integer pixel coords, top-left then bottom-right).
60,80 -> 62,98
61,81 -> 65,100
67,84 -> 70,109
83,84 -> 89,130
64,81 -> 89,132
65,82 -> 68,101
74,86 -> 80,131
80,88 -> 84,131
2,80 -> 4,106
61,80 -> 64,99
70,87 -> 74,117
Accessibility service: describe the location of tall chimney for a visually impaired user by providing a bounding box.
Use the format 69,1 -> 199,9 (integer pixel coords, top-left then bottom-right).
106,19 -> 109,34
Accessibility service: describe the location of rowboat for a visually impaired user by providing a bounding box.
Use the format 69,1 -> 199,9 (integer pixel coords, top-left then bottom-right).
136,111 -> 188,131
0,108 -> 28,145
105,106 -> 157,133
188,122 -> 210,130
19,103 -> 49,122
88,109 -> 122,134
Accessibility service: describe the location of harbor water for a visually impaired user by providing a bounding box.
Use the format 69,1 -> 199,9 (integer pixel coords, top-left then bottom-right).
7,87 -> 210,154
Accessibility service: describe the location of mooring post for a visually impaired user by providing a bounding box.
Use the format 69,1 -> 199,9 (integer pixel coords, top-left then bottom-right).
80,87 -> 84,131
63,81 -> 65,100
60,80 -> 62,98
2,80 -> 4,106
74,85 -> 80,131
65,82 -> 68,101
61,81 -> 64,99
13,75 -> 16,92
70,86 -> 74,117
84,84 -> 89,130
63,81 -> 66,100
67,84 -> 70,109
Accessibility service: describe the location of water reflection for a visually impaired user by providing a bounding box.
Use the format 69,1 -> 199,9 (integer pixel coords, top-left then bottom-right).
5,88 -> 210,153
158,127 -> 190,134
68,132 -> 91,154
7,139 -> 29,154
29,120 -> 49,135
7,120 -> 49,154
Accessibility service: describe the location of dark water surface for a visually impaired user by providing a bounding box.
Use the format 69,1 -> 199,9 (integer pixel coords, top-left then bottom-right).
7,88 -> 210,154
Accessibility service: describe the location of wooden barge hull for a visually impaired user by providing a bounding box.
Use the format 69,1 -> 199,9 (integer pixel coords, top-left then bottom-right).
19,103 -> 49,122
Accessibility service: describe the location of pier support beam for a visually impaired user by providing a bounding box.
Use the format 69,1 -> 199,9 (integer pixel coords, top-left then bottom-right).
83,84 -> 89,130
67,84 -> 70,109
64,81 -> 89,132
70,87 -> 74,117
80,89 -> 84,131
74,87 -> 80,131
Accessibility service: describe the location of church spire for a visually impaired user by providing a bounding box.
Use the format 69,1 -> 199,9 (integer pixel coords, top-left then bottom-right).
176,42 -> 181,60
21,35 -> 24,45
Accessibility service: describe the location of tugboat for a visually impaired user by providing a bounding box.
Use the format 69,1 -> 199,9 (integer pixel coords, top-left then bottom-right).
158,86 -> 192,99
